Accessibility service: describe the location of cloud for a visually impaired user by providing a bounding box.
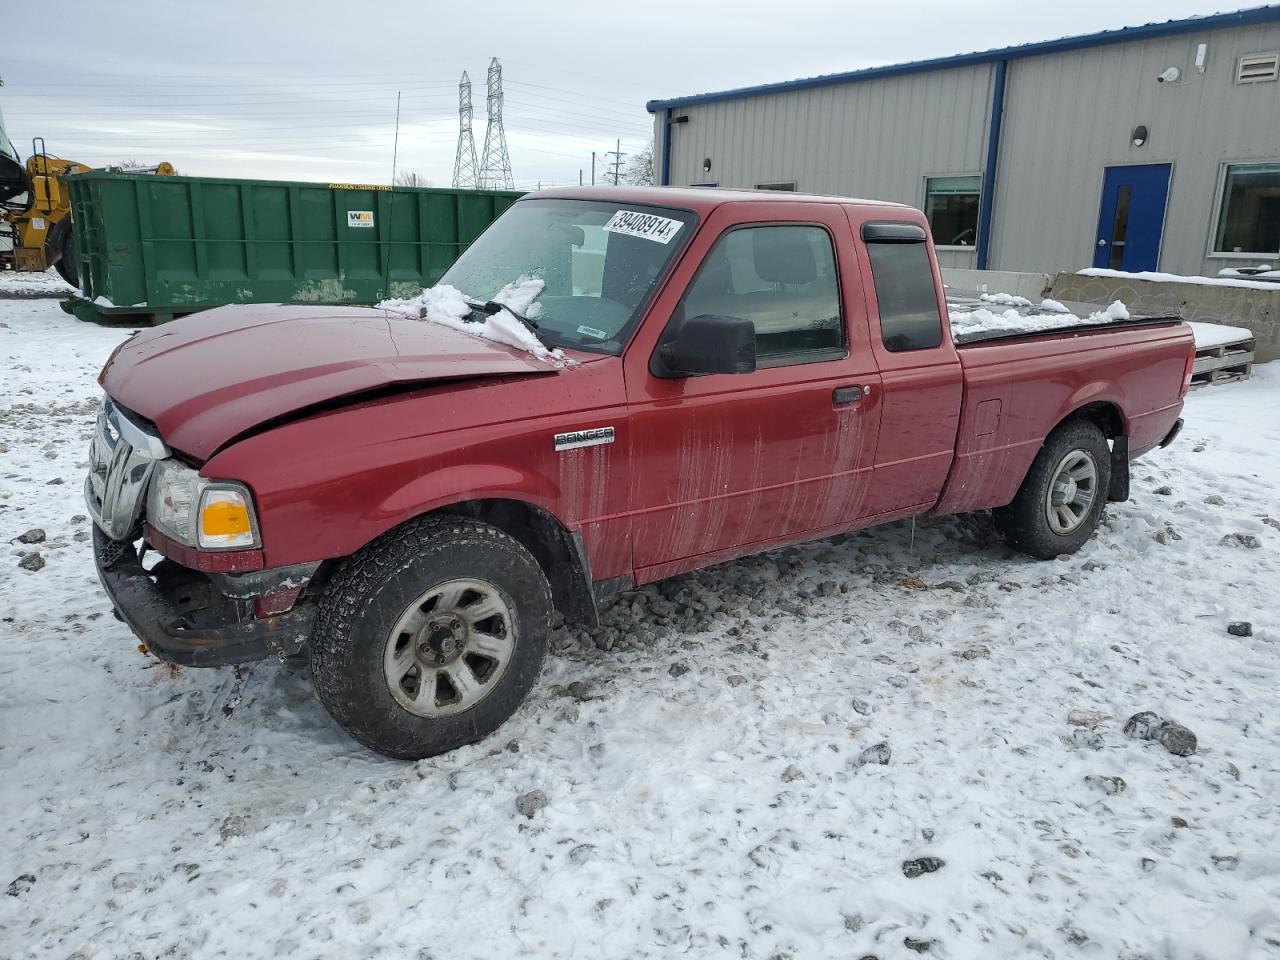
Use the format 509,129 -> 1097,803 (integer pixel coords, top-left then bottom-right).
1,0 -> 1219,185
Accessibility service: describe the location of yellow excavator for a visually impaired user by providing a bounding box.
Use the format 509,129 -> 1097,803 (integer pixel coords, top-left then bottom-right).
1,109 -> 172,286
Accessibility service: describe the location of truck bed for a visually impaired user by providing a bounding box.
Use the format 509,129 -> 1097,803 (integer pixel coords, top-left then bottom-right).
945,289 -> 1181,345
932,301 -> 1193,518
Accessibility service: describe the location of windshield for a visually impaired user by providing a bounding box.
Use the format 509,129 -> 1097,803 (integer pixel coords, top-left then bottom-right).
439,198 -> 697,355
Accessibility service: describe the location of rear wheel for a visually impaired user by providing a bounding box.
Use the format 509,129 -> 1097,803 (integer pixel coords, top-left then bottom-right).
310,516 -> 552,760
994,420 -> 1112,559
53,229 -> 78,287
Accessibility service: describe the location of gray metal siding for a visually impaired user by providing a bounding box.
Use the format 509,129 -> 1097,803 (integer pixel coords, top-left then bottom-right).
993,23 -> 1280,276
651,20 -> 1280,278
655,64 -> 995,267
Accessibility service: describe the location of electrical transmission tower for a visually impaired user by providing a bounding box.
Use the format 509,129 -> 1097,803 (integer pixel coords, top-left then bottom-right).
452,71 -> 479,188
478,58 -> 514,190
604,139 -> 626,186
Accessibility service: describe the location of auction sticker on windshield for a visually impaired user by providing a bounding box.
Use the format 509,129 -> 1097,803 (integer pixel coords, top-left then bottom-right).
602,210 -> 683,244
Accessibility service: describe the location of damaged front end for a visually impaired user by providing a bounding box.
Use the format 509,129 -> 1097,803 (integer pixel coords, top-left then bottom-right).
87,396 -> 319,667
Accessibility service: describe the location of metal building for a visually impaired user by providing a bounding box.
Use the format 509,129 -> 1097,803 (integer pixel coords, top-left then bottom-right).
648,6 -> 1280,278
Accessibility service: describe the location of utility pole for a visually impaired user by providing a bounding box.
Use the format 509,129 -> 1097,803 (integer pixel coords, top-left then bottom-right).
389,91 -> 401,185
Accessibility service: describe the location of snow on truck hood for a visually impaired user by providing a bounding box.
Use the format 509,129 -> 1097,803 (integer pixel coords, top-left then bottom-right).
378,277 -> 569,364
99,303 -> 560,461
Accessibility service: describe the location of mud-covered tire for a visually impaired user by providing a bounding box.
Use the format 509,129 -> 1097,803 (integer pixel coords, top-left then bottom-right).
309,516 -> 552,760
994,420 -> 1112,560
53,229 -> 78,287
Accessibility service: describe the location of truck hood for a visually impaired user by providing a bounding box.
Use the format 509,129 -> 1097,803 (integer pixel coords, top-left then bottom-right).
100,304 -> 561,461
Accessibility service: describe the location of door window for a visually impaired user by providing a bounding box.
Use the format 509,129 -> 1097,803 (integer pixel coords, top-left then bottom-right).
678,225 -> 844,367
1108,185 -> 1134,269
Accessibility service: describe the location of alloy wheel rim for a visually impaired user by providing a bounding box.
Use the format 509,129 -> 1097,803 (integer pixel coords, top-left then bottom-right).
1045,449 -> 1098,535
383,578 -> 517,717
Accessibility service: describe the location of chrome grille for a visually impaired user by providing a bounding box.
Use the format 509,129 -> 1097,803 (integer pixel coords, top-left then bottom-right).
85,396 -> 169,540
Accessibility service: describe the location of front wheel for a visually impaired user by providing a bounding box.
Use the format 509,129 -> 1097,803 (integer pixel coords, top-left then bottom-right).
310,516 -> 552,760
994,420 -> 1112,559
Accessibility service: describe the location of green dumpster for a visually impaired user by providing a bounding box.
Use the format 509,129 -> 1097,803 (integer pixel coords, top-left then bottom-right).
61,172 -> 523,324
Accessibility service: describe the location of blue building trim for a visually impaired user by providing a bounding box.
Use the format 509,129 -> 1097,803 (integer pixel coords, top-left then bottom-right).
976,60 -> 1007,270
660,108 -> 672,186
645,6 -> 1280,112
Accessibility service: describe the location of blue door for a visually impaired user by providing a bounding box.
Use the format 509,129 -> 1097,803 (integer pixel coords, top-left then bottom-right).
1093,164 -> 1171,271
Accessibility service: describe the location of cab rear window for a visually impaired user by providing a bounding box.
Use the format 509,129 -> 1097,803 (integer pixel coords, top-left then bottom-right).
864,225 -> 943,352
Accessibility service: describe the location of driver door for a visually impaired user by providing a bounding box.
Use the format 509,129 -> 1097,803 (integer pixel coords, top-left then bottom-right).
622,202 -> 883,582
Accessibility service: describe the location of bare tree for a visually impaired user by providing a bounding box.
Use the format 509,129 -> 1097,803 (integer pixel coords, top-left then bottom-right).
394,170 -> 434,188
624,140 -> 654,186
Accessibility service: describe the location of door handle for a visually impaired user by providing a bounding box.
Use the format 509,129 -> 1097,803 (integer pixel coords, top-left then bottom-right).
833,385 -> 870,406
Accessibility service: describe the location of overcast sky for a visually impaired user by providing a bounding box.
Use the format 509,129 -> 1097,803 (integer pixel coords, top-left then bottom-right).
2,0 -> 1237,188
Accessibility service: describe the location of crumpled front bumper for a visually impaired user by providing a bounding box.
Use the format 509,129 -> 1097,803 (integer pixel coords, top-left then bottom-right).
93,527 -> 315,667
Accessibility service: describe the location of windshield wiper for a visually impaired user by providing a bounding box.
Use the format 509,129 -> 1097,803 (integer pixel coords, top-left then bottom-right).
488,301 -> 540,331
463,298 -> 546,345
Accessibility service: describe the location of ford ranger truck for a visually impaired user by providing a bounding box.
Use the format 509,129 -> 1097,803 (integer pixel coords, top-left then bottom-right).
87,187 -> 1194,759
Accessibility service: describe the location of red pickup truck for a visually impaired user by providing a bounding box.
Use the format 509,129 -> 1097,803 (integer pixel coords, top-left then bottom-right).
88,187 -> 1193,759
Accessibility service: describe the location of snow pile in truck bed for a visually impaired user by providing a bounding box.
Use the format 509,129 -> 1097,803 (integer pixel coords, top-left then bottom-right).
378,277 -> 567,364
3,299 -> 1280,958
949,298 -> 1130,338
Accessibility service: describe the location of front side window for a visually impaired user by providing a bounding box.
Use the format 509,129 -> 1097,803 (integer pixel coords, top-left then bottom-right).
866,231 -> 943,352
440,199 -> 696,355
1214,163 -> 1280,255
678,225 -> 844,366
924,175 -> 981,247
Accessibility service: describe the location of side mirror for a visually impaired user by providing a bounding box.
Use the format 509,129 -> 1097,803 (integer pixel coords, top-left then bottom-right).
655,314 -> 757,378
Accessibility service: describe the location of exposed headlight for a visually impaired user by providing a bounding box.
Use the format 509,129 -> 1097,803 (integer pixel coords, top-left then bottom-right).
146,460 -> 260,550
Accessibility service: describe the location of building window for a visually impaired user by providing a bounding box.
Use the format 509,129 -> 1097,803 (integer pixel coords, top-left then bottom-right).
866,234 -> 942,352
924,175 -> 981,247
678,225 -> 843,366
755,181 -> 797,191
1214,163 -> 1280,255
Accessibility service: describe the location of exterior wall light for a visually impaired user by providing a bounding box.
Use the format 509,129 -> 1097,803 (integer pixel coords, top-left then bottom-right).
1132,125 -> 1149,147
703,158 -> 712,173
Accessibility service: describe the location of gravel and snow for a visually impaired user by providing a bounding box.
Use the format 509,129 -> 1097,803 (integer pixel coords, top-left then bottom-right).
0,269 -> 76,300
2,300 -> 1279,959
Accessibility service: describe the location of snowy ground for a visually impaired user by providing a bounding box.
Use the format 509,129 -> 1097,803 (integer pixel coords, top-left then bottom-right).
0,269 -> 77,300
1,299 -> 1278,960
